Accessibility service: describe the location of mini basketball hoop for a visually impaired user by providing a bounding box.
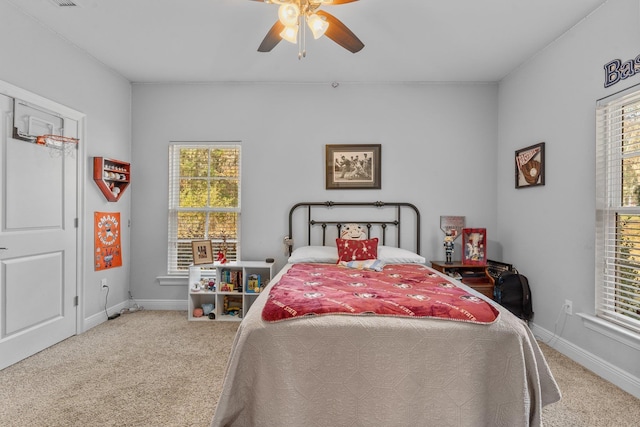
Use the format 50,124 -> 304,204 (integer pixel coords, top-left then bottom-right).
36,134 -> 79,157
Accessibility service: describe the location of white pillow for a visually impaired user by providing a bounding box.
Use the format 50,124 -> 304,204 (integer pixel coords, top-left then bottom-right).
377,246 -> 426,264
288,246 -> 338,264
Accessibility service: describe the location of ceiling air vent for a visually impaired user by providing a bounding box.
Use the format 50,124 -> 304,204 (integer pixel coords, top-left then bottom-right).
49,0 -> 79,6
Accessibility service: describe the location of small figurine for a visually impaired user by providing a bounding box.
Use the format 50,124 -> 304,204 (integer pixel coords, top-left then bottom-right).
216,250 -> 227,264
216,233 -> 228,264
443,230 -> 455,264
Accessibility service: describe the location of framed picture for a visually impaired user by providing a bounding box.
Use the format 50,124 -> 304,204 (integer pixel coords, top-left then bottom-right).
462,228 -> 487,265
191,240 -> 213,265
515,142 -> 545,188
326,144 -> 381,189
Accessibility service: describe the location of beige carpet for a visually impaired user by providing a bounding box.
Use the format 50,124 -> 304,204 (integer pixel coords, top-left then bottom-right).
0,310 -> 638,426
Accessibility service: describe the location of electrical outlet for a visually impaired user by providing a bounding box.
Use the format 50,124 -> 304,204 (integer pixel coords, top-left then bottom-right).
101,278 -> 108,290
564,299 -> 573,315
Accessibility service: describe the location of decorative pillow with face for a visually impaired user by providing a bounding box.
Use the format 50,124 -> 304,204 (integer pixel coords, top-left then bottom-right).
340,223 -> 367,240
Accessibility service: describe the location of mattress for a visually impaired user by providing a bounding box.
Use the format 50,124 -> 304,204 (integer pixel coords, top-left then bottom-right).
210,263 -> 561,427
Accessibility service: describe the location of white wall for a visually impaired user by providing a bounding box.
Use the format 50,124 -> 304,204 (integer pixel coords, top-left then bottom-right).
130,82 -> 499,301
0,1 -> 132,326
498,0 -> 640,393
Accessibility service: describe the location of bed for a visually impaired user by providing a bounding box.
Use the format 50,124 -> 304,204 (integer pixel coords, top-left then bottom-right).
210,201 -> 561,427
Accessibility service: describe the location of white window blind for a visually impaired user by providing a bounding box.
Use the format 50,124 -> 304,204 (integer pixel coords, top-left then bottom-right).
596,86 -> 640,334
168,144 -> 241,274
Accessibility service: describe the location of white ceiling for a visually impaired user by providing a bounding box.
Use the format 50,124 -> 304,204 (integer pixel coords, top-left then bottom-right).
7,0 -> 608,83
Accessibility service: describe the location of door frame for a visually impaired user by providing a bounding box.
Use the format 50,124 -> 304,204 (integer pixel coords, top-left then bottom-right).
0,79 -> 86,335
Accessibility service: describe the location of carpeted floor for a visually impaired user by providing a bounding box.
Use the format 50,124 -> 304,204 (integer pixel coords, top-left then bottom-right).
0,310 -> 638,426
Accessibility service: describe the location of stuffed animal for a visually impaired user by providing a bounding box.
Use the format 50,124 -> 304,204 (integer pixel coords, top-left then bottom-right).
340,223 -> 366,240
201,303 -> 214,315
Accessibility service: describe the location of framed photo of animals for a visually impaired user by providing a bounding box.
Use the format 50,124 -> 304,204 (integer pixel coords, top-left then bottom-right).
326,144 -> 381,189
515,142 -> 545,188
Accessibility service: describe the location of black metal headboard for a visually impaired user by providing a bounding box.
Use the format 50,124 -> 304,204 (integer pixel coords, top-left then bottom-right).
287,201 -> 421,255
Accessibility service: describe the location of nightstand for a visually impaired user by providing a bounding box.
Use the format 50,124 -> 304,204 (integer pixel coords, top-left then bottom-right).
430,260 -> 495,300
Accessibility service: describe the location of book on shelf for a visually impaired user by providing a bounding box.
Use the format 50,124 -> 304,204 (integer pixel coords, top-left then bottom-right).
221,269 -> 243,292
246,274 -> 261,293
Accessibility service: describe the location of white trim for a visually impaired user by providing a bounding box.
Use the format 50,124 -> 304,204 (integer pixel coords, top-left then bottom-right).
0,81 -> 84,121
158,272 -> 217,286
84,300 -> 129,331
157,275 -> 188,286
133,299 -> 187,311
76,113 -> 86,334
578,313 -> 640,351
531,322 -> 640,399
84,299 -> 187,330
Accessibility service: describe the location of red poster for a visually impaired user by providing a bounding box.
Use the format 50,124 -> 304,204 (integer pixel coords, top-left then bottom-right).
94,212 -> 123,270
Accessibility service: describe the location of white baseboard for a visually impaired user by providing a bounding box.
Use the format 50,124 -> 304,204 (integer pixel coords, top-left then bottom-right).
133,299 -> 187,311
83,299 -> 187,331
83,300 -> 130,331
531,323 -> 640,399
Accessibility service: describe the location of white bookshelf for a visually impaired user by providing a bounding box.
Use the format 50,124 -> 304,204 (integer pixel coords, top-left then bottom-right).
187,261 -> 274,321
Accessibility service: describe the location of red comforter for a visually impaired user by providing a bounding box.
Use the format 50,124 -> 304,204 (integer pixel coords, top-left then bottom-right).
262,263 -> 499,324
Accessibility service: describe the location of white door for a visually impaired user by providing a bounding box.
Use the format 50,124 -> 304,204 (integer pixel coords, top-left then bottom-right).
0,93 -> 78,369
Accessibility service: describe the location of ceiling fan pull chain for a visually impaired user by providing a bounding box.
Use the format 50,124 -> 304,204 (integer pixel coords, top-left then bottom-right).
302,14 -> 307,58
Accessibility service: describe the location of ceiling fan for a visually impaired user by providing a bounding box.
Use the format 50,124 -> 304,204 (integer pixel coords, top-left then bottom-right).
253,0 -> 364,58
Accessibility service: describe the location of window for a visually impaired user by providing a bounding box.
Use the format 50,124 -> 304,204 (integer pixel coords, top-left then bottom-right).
168,143 -> 240,273
596,86 -> 640,334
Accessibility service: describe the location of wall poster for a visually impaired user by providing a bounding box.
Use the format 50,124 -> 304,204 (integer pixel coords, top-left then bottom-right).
94,211 -> 122,270
515,142 -> 545,188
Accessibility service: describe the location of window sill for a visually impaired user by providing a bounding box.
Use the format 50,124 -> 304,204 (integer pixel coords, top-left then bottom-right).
157,275 -> 187,286
578,313 -> 640,351
157,272 -> 217,286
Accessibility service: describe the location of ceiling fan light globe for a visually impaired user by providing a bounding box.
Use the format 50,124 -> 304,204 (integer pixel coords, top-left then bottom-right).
307,14 -> 329,39
278,3 -> 300,26
280,25 -> 299,44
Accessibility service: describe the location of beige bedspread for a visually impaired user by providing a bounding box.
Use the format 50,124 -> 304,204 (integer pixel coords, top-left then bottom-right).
211,264 -> 561,427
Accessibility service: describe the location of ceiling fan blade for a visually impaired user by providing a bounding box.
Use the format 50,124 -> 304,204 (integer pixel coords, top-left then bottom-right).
316,10 -> 364,53
258,21 -> 284,52
324,0 -> 359,4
